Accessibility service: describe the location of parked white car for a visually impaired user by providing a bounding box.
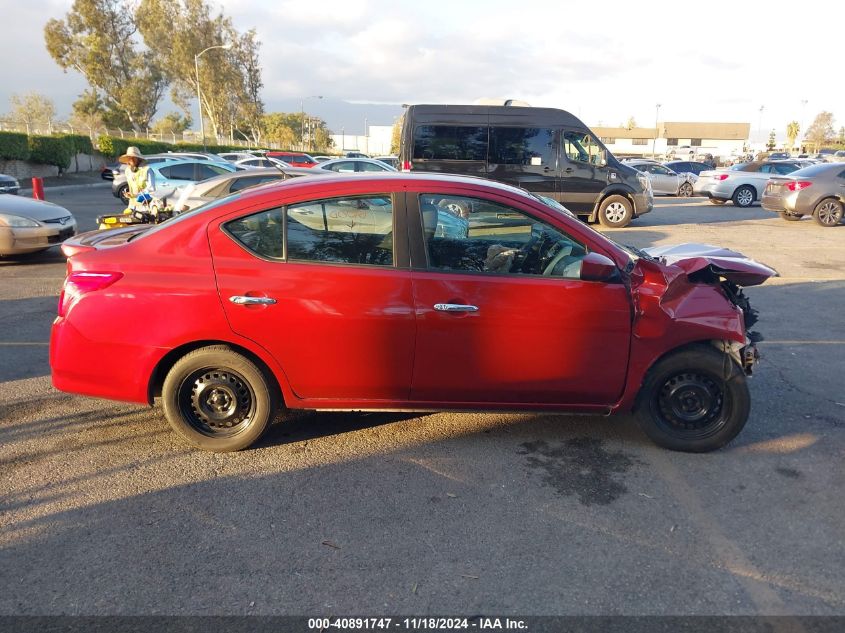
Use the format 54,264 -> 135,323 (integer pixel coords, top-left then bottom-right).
234,156 -> 291,170
315,158 -> 397,173
693,161 -> 801,207
625,160 -> 697,197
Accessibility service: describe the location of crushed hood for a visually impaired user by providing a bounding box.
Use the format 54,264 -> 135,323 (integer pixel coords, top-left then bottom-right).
642,243 -> 777,287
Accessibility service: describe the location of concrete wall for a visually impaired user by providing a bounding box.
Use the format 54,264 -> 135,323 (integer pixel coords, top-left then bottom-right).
0,153 -> 108,179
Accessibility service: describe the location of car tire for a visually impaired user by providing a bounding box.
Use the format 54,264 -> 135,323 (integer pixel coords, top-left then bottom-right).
634,345 -> 750,453
116,183 -> 130,203
162,345 -> 280,452
778,212 -> 802,222
678,182 -> 694,197
812,198 -> 844,227
732,185 -> 756,208
597,195 -> 634,228
709,198 -> 727,205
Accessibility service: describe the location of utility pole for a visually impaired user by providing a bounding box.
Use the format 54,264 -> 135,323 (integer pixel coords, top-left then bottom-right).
652,103 -> 661,159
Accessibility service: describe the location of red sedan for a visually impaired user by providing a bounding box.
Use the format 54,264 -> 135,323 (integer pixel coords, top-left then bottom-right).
52,173 -> 775,452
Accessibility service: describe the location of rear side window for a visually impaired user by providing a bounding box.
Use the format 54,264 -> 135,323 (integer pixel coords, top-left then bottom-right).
489,127 -> 555,166
160,163 -> 194,180
286,196 -> 394,266
228,175 -> 281,193
225,207 -> 285,259
413,125 -> 488,161
198,164 -> 230,179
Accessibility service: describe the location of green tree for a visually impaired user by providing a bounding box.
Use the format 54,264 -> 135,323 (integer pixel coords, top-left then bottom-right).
151,111 -> 193,137
767,129 -> 776,151
390,115 -> 404,154
9,93 -> 56,134
262,113 -> 297,148
805,112 -> 835,152
786,121 -> 800,150
838,127 -> 845,145
624,116 -> 637,130
44,0 -> 166,131
137,0 -> 263,143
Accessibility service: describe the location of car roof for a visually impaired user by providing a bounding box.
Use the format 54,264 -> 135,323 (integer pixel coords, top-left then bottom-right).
236,171 -> 539,204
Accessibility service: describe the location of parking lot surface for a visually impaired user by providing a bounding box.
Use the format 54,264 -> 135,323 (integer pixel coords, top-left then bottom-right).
1,188 -> 843,615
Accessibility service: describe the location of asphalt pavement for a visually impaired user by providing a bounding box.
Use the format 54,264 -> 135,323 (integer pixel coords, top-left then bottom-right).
0,188 -> 843,616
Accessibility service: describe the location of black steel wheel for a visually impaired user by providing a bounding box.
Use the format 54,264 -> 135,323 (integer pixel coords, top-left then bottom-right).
634,346 -> 750,452
162,345 -> 280,451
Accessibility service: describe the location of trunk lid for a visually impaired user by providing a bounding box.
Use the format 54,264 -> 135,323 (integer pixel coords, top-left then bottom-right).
61,226 -> 150,257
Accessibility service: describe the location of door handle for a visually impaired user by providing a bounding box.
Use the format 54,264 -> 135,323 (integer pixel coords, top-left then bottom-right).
434,303 -> 478,313
229,295 -> 276,305
564,167 -> 574,174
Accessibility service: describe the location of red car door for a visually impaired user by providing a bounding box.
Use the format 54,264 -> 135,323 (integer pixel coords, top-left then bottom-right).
408,193 -> 632,406
208,193 -> 415,402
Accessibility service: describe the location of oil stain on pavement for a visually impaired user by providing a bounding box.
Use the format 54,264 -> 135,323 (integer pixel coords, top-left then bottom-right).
518,437 -> 639,506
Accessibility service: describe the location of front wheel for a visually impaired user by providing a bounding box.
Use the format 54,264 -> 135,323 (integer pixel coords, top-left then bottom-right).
678,182 -> 694,197
813,199 -> 843,226
634,346 -> 750,452
162,345 -> 280,452
597,195 -> 634,228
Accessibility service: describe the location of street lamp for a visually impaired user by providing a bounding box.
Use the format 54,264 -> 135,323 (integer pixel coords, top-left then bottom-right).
652,103 -> 661,159
195,43 -> 232,149
300,95 -> 323,151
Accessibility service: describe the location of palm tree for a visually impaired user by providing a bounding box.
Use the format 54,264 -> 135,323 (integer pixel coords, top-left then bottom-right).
786,121 -> 800,151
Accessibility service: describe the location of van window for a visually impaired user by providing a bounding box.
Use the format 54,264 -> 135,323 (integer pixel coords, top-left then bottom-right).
413,125 -> 488,161
489,128 -> 555,166
562,131 -> 603,165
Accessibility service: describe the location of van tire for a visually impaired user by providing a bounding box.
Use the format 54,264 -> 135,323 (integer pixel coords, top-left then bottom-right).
597,195 -> 634,228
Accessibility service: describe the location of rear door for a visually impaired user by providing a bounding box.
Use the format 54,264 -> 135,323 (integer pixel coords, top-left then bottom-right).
486,126 -> 559,196
407,191 -> 631,406
209,191 -> 416,402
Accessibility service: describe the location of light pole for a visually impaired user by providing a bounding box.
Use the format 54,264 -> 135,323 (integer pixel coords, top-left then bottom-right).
652,103 -> 661,159
300,95 -> 323,151
800,99 -> 808,151
195,43 -> 232,149
363,117 -> 368,154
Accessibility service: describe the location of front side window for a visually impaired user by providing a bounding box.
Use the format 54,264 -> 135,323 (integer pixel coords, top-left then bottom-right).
562,131 -> 603,165
161,163 -> 194,180
413,125 -> 488,161
327,161 -> 356,173
420,194 -> 587,279
287,195 -> 394,266
358,161 -> 387,172
489,127 -> 555,166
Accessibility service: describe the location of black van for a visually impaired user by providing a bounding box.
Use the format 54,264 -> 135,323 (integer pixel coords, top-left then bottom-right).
399,104 -> 653,228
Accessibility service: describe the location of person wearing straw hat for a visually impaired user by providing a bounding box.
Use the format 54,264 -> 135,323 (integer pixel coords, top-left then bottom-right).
118,146 -> 156,210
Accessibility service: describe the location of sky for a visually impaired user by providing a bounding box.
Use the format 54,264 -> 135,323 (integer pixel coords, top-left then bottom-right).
2,0 -> 844,141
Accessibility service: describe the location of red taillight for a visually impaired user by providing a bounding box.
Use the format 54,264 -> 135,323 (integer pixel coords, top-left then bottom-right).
785,181 -> 812,192
401,160 -> 412,172
58,271 -> 123,317
714,174 -> 730,181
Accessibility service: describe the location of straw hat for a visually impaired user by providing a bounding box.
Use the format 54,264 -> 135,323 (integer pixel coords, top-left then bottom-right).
118,146 -> 146,164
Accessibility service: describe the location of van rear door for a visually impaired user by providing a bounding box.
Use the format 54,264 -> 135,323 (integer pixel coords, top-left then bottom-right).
486,126 -> 559,196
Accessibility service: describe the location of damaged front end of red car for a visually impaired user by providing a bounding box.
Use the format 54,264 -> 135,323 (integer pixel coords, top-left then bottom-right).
631,243 -> 777,377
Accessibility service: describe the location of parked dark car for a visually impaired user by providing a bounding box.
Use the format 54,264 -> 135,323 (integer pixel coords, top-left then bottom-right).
54,173 -> 774,453
399,104 -> 653,228
762,162 -> 845,226
0,174 -> 21,194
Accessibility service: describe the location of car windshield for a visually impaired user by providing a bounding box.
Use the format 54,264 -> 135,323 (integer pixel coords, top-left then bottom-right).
790,163 -> 837,177
532,194 -> 576,218
730,163 -> 749,170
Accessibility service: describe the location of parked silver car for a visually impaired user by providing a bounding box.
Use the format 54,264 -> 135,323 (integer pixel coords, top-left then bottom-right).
694,161 -> 801,207
626,160 -> 697,197
172,166 -> 330,211
762,162 -> 845,226
316,158 -> 397,173
0,195 -> 77,256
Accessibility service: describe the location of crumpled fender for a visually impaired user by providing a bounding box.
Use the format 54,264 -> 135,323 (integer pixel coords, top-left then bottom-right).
643,243 -> 778,287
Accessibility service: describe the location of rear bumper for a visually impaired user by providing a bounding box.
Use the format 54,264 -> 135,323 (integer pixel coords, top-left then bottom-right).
50,316 -> 164,404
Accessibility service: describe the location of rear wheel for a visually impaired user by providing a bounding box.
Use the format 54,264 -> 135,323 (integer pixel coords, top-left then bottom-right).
732,185 -> 756,208
162,345 -> 280,452
116,183 -> 130,203
779,212 -> 802,222
634,346 -> 750,452
813,199 -> 843,226
678,182 -> 694,197
597,195 -> 634,228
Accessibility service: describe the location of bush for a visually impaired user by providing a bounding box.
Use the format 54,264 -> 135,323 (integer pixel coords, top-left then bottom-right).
0,131 -> 30,161
28,135 -> 74,169
63,133 -> 94,155
97,135 -> 173,158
